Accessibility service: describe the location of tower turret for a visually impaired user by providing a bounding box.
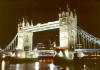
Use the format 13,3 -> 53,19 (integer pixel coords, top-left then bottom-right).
18,22 -> 22,32
62,11 -> 66,17
66,4 -> 70,12
22,18 -> 25,28
26,21 -> 30,27
58,8 -> 62,18
31,20 -> 33,27
70,11 -> 73,17
74,9 -> 77,19
59,4 -> 77,49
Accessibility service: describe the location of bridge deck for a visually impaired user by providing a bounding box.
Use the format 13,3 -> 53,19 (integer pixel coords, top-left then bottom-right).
75,49 -> 100,52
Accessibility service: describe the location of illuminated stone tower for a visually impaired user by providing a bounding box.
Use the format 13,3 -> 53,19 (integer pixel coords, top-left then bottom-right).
16,18 -> 33,58
57,5 -> 77,58
59,5 -> 77,48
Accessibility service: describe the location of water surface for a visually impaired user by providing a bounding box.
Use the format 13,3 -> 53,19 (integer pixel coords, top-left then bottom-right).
1,59 -> 100,70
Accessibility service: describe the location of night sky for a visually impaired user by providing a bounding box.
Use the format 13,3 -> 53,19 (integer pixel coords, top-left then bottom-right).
0,0 -> 100,48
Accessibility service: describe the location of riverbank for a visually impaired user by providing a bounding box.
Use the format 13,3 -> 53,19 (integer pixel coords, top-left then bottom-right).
54,56 -> 73,65
54,55 -> 100,65
1,56 -> 38,64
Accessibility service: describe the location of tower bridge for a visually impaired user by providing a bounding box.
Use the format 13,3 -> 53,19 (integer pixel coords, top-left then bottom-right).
2,5 -> 100,59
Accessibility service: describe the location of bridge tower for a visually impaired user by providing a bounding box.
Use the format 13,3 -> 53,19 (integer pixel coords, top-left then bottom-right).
16,18 -> 33,58
58,5 -> 77,58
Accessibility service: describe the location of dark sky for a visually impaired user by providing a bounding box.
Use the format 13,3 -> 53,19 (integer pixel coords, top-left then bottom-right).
0,0 -> 100,48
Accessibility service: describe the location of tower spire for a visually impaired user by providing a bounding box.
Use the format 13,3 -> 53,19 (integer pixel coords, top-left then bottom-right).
22,18 -> 25,24
66,3 -> 70,12
22,18 -> 25,27
59,7 -> 61,13
74,9 -> 77,16
58,7 -> 62,18
31,20 -> 33,27
66,3 -> 69,9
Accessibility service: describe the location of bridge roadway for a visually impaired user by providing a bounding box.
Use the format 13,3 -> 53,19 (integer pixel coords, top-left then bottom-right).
38,50 -> 54,57
75,49 -> 100,52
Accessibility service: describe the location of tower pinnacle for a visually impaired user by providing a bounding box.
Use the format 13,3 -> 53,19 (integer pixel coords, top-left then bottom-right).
22,18 -> 25,27
31,20 -> 33,27
66,3 -> 70,12
74,9 -> 77,16
59,7 -> 61,13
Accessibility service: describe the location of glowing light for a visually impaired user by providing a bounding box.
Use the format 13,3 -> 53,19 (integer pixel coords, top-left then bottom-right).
56,46 -> 69,49
34,48 -> 38,51
84,64 -> 86,70
66,67 -> 69,70
11,53 -> 15,57
81,53 -> 85,57
34,48 -> 39,58
17,53 -> 20,57
64,50 -> 69,57
58,51 -> 64,57
17,36 -> 23,50
2,60 -> 5,70
77,52 -> 85,57
49,63 -> 55,70
35,62 -> 39,70
2,54 -> 5,58
60,30 -> 69,47
16,64 -> 19,70
37,23 -> 41,26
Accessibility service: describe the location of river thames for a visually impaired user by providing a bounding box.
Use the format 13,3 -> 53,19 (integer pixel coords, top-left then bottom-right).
0,58 -> 100,70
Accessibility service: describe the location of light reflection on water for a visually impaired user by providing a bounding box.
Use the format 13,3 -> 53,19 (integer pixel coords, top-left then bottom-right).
35,62 -> 39,70
2,60 -> 5,70
16,64 -> 19,70
49,63 -> 55,70
1,59 -> 100,70
1,60 -> 62,70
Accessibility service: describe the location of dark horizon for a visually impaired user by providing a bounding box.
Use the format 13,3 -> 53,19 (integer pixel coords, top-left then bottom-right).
0,0 -> 100,48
